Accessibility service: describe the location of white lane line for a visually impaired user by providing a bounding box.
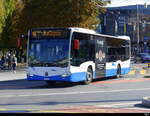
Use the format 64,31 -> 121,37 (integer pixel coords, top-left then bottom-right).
1,88 -> 150,98
127,108 -> 150,111
95,101 -> 141,108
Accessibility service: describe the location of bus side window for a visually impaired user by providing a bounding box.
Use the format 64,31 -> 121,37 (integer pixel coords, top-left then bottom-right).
71,32 -> 93,66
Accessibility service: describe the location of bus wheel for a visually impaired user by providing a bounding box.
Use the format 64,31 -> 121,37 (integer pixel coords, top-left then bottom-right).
116,65 -> 121,78
83,67 -> 93,85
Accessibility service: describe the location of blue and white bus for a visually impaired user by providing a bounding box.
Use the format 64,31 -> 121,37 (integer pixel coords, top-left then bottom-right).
27,27 -> 131,84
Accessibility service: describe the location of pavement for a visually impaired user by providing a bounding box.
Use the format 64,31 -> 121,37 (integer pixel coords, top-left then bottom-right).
0,63 -> 26,82
128,63 -> 150,108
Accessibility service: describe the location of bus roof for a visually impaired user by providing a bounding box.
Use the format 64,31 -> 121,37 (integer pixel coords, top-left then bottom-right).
69,27 -> 130,41
29,27 -> 130,41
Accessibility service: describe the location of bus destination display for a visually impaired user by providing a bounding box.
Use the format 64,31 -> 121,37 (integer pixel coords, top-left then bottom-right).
31,30 -> 69,38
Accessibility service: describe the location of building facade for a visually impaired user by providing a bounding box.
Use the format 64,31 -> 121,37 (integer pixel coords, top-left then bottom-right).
99,5 -> 150,55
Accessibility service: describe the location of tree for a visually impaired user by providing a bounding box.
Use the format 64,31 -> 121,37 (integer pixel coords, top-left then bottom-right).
0,0 -> 108,61
0,0 -> 19,49
0,0 -> 110,49
12,0 -> 108,43
0,0 -> 6,37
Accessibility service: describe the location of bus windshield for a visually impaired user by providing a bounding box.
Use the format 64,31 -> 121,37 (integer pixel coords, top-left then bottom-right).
28,29 -> 70,67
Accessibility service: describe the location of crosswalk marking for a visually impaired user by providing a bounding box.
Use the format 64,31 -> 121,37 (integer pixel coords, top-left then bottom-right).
128,70 -> 136,75
140,70 -> 147,75
95,101 -> 141,108
128,70 -> 148,75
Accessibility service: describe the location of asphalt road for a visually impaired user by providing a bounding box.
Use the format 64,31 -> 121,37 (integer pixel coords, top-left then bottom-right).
0,63 -> 150,113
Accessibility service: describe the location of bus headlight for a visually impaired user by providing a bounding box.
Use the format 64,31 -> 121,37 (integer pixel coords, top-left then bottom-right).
27,72 -> 33,77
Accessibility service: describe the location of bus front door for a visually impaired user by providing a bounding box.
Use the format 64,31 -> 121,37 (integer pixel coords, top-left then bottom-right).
95,37 -> 106,78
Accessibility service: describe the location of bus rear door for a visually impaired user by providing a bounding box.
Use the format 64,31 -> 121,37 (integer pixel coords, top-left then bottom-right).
95,36 -> 106,78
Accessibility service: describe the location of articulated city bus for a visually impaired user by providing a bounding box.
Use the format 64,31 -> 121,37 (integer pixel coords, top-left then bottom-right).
27,27 -> 131,84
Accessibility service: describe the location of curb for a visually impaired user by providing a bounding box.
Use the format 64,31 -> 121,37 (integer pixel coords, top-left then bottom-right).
142,97 -> 150,108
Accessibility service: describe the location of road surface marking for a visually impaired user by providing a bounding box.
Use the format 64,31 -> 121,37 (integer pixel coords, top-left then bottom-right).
128,70 -> 148,75
127,107 -> 150,111
128,70 -> 136,75
140,70 -> 147,75
95,101 -> 141,108
92,78 -> 150,84
1,87 -> 150,98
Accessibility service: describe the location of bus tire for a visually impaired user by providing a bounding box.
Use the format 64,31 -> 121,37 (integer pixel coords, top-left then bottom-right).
83,67 -> 93,85
116,65 -> 121,78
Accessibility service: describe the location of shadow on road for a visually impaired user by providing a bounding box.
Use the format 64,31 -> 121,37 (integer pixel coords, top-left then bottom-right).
0,79 -> 82,90
134,104 -> 147,108
0,75 -> 123,90
0,98 -> 142,107
38,99 -> 142,106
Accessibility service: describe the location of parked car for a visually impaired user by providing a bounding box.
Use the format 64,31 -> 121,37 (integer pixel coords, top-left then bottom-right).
135,53 -> 150,63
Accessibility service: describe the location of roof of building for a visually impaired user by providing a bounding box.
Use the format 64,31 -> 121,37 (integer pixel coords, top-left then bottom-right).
106,0 -> 150,8
106,5 -> 150,14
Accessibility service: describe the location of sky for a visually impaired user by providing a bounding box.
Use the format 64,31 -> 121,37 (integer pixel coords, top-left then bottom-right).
106,0 -> 150,7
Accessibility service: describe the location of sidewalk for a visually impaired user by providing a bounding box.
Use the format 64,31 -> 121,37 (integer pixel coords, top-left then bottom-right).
0,63 -> 26,82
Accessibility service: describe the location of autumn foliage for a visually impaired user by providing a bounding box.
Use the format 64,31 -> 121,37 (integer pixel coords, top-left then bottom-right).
0,0 -> 108,49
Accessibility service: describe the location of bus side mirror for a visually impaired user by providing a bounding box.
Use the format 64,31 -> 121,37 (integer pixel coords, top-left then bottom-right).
73,40 -> 80,50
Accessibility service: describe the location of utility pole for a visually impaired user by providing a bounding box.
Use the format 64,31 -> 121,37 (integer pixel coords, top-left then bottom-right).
136,1 -> 140,54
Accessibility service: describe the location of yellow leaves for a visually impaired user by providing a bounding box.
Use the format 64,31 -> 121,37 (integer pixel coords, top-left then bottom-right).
10,0 -> 106,47
0,0 -> 109,49
0,0 -> 21,48
0,0 -> 5,32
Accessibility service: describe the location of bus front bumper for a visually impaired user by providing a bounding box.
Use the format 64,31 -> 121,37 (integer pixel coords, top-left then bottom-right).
27,72 -> 87,82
